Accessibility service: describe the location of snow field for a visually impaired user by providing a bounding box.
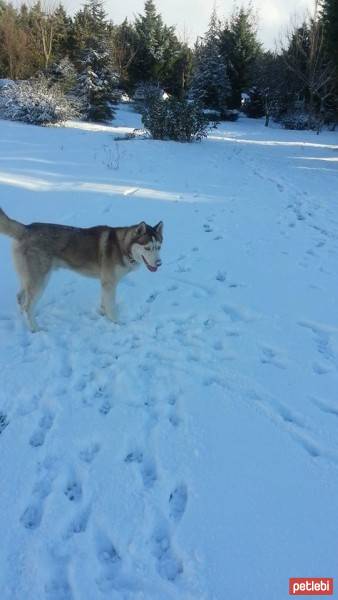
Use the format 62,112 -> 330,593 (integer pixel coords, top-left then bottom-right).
0,105 -> 338,599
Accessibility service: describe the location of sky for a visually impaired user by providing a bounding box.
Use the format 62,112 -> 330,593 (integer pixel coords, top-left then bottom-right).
62,0 -> 314,49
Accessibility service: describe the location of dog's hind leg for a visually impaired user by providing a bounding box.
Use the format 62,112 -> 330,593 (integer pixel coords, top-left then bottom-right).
13,245 -> 51,332
21,280 -> 47,332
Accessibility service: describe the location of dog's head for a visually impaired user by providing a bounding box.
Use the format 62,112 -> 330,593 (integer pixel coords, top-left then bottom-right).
130,221 -> 163,272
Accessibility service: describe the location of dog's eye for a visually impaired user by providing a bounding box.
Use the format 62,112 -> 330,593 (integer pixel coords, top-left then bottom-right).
144,247 -> 151,251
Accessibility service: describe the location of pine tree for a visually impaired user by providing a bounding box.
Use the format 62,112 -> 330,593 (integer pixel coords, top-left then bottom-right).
127,0 -> 181,90
73,0 -> 108,52
111,19 -> 138,92
76,46 -> 117,121
52,4 -> 74,61
190,9 -> 231,112
321,0 -> 338,68
48,56 -> 77,94
320,0 -> 338,124
163,43 -> 192,98
73,0 -> 117,121
220,6 -> 262,108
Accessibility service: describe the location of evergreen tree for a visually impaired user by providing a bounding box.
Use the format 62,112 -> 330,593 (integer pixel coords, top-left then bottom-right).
111,19 -> 139,92
252,50 -> 288,124
76,46 -> 117,121
127,0 -> 183,91
163,43 -> 192,98
190,9 -> 231,112
129,0 -> 164,83
321,0 -> 338,68
320,0 -> 338,123
281,16 -> 337,128
73,0 -> 117,121
220,6 -> 262,108
52,5 -> 74,61
48,56 -> 77,93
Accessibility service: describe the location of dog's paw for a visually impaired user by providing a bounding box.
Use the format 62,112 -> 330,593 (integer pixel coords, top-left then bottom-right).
28,322 -> 44,334
106,316 -> 120,325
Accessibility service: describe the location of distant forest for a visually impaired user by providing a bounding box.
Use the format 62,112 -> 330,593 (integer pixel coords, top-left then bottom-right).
0,0 -> 337,129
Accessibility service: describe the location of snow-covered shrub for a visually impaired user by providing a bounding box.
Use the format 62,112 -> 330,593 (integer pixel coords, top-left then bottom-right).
279,111 -> 313,130
0,78 -> 81,125
142,97 -> 208,142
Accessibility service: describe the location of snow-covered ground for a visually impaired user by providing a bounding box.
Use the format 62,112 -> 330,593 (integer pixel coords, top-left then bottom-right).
0,105 -> 338,600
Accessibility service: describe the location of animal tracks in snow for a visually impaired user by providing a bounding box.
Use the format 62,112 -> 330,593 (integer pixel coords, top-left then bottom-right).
0,412 -> 9,435
79,441 -> 100,464
64,505 -> 91,539
169,484 -> 188,523
298,320 -> 338,374
167,393 -> 181,428
247,390 -> 338,466
122,370 -> 188,588
95,531 -> 122,593
151,523 -> 183,583
29,410 -> 54,447
21,458 -> 58,530
259,345 -> 287,370
125,448 -> 158,489
64,477 -> 82,503
222,303 -> 259,323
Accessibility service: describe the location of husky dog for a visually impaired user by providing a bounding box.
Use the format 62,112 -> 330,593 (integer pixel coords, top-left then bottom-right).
0,207 -> 163,332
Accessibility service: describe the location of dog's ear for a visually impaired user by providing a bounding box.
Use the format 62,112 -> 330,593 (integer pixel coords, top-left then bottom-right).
154,221 -> 163,240
135,222 -> 146,236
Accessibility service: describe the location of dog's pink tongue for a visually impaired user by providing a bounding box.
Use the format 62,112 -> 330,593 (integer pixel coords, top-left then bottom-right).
143,256 -> 157,272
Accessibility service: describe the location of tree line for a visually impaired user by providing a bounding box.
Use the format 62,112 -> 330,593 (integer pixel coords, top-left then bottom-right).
0,0 -> 337,128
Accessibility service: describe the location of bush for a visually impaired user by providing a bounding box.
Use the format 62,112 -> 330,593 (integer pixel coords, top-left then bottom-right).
0,77 -> 81,125
279,111 -> 313,130
220,108 -> 239,121
142,97 -> 208,142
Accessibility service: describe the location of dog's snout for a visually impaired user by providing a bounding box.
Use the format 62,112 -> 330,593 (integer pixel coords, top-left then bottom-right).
156,259 -> 162,267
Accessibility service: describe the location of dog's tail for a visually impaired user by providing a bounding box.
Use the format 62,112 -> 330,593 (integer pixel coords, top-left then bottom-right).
0,207 -> 26,239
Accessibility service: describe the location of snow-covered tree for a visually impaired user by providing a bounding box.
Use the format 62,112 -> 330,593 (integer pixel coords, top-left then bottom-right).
220,6 -> 262,108
76,46 -> 117,121
190,9 -> 231,112
73,0 -> 117,121
48,56 -> 77,93
127,0 -> 188,96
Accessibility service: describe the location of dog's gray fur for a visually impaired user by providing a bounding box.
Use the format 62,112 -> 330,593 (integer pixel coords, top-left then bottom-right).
0,207 -> 163,332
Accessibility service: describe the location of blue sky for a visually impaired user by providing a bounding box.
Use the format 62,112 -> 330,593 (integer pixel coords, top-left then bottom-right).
62,0 -> 314,49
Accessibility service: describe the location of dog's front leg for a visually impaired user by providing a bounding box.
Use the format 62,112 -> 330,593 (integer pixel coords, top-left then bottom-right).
100,280 -> 118,322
